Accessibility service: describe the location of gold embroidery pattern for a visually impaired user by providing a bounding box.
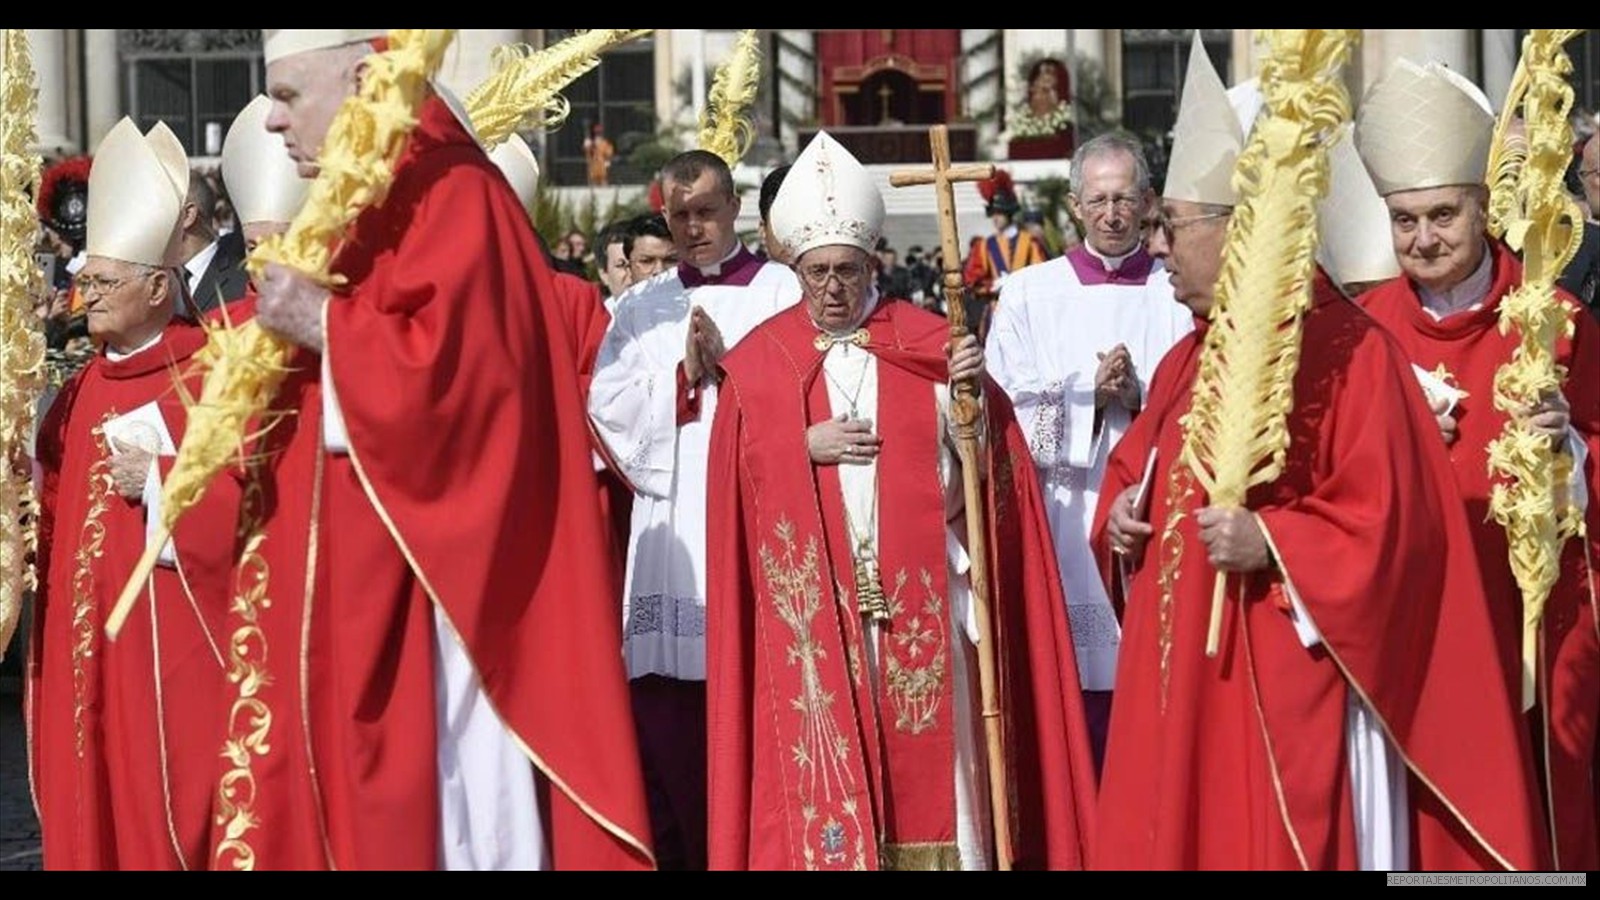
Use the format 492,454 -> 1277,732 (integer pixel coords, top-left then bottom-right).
213,471 -> 274,871
759,518 -> 867,870
883,567 -> 946,735
1155,461 -> 1197,714
70,418 -> 116,757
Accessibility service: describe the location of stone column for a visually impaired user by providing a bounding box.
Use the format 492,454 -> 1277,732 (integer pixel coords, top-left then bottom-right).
1480,29 -> 1519,110
83,30 -> 119,153
24,29 -> 72,154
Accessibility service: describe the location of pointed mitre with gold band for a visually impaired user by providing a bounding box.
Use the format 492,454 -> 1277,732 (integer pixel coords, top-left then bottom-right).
1163,32 -> 1246,206
222,94 -> 309,227
262,29 -> 387,65
87,117 -> 188,267
1317,123 -> 1400,288
768,130 -> 884,259
1354,58 -> 1495,196
489,133 -> 541,213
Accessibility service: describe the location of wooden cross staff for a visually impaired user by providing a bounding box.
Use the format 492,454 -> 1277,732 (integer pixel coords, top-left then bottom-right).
890,128 -> 1013,872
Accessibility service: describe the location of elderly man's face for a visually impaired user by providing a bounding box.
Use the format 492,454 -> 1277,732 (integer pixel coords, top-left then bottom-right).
1069,150 -> 1149,258
1147,198 -> 1231,318
264,46 -> 365,179
664,170 -> 741,268
796,244 -> 873,331
76,256 -> 170,350
1383,184 -> 1487,295
1581,135 -> 1599,215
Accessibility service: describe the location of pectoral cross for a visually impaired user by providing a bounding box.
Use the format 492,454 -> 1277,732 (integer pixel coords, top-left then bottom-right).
853,538 -> 891,621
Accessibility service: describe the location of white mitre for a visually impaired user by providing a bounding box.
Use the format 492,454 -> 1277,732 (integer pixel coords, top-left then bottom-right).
263,29 -> 387,65
768,130 -> 884,259
222,94 -> 309,227
1354,57 -> 1494,196
1317,124 -> 1401,288
1163,32 -> 1245,207
489,133 -> 541,213
86,117 -> 188,267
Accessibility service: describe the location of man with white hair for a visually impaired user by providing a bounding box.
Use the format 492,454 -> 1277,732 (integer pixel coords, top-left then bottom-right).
1090,37 -> 1545,870
985,132 -> 1192,770
217,29 -> 652,871
704,131 -> 1098,870
1355,58 -> 1600,871
29,117 -> 239,870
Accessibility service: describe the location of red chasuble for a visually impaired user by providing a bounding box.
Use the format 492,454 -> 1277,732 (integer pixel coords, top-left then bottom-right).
28,321 -> 238,869
705,299 -> 1098,870
1359,240 -> 1600,869
204,95 -> 653,870
1089,274 -> 1549,870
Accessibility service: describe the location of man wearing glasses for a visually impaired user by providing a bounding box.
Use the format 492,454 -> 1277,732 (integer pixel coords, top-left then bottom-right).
1088,38 -> 1545,871
29,117 -> 240,870
985,132 -> 1192,774
704,131 -> 1097,870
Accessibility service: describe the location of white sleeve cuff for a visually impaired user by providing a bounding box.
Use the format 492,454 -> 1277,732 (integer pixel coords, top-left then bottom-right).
322,351 -> 350,455
144,458 -> 176,568
1565,426 -> 1589,517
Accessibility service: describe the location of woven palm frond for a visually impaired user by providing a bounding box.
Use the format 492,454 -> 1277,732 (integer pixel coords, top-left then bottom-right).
697,29 -> 763,167
466,30 -> 652,149
1484,28 -> 1588,710
1175,29 -> 1359,656
108,29 -> 457,639
0,28 -> 46,660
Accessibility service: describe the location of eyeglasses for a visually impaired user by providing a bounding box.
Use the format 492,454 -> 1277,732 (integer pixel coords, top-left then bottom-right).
74,270 -> 155,298
800,261 -> 868,289
1079,195 -> 1141,215
1580,167 -> 1599,181
1149,210 -> 1231,242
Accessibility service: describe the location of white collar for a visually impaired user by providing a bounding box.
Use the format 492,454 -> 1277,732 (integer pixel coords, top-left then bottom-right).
106,330 -> 163,362
1419,240 -> 1494,320
1083,241 -> 1138,272
184,239 -> 220,286
694,241 -> 744,278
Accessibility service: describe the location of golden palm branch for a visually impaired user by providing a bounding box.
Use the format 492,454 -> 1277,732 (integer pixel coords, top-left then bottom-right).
465,30 -> 653,150
0,29 -> 46,660
107,29 -> 457,639
1483,29 -> 1587,711
697,29 -> 763,167
1177,29 -> 1359,656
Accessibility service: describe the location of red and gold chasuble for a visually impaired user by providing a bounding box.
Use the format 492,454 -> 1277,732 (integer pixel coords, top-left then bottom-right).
1359,241 -> 1600,869
29,322 -> 238,870
1091,275 -> 1548,870
707,299 -> 1097,870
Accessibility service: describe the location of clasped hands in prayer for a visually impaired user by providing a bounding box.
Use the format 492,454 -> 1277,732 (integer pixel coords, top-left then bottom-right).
683,306 -> 726,384
1107,486 -> 1272,574
805,334 -> 985,466
1094,343 -> 1140,411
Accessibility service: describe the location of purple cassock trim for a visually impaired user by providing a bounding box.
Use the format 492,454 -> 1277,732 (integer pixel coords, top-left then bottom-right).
677,244 -> 765,288
1066,244 -> 1154,286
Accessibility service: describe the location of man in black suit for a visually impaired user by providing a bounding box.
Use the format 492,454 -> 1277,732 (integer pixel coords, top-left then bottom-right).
177,171 -> 248,315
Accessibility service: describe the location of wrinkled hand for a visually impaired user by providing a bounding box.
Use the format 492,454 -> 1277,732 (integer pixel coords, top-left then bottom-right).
109,438 -> 154,502
1095,344 -> 1138,410
1196,507 -> 1271,573
255,262 -> 329,352
1107,484 -> 1154,563
807,413 -> 881,466
683,306 -> 726,383
1428,393 -> 1459,447
946,334 -> 985,384
1519,391 -> 1570,446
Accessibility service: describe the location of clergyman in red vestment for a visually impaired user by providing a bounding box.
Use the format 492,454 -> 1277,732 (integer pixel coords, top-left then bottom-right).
705,130 -> 1098,870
